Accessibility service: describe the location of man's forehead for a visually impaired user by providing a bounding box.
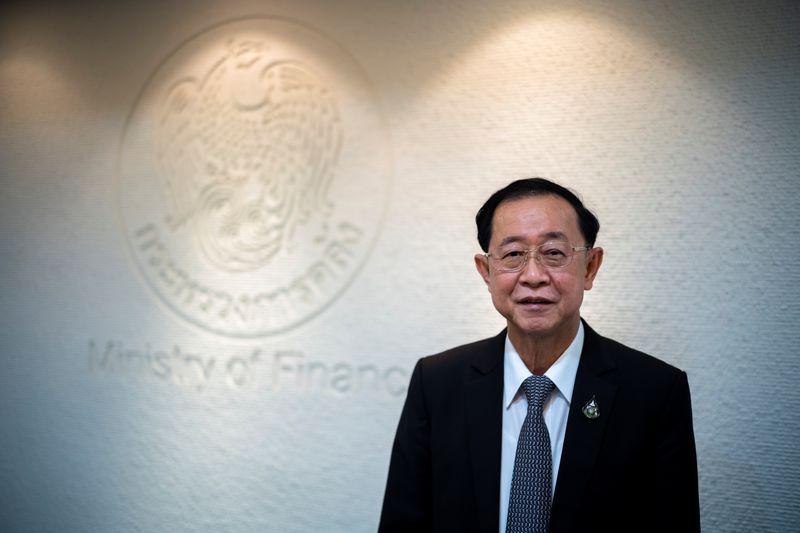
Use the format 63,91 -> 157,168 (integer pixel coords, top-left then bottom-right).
491,195 -> 582,244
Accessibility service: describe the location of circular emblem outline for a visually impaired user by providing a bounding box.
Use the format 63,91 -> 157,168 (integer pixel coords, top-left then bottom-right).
116,17 -> 393,338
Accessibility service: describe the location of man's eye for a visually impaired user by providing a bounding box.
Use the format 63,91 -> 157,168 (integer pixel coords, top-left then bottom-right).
542,248 -> 567,257
501,250 -> 525,259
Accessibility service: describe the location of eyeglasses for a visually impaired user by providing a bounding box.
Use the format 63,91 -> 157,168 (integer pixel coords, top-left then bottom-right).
485,241 -> 591,272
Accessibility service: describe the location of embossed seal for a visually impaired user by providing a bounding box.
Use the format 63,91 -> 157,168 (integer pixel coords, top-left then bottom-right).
117,18 -> 391,337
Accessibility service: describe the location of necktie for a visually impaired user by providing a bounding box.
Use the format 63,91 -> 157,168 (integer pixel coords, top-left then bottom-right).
506,374 -> 555,533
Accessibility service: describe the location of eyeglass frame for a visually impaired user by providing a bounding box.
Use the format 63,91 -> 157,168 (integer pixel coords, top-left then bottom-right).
483,241 -> 593,272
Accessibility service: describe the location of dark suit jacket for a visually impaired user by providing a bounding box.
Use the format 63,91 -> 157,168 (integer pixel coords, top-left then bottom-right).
379,321 -> 699,532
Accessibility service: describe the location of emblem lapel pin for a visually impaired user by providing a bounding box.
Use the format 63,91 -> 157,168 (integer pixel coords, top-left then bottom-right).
582,395 -> 600,419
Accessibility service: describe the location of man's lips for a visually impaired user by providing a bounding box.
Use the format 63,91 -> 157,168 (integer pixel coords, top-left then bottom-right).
515,296 -> 555,305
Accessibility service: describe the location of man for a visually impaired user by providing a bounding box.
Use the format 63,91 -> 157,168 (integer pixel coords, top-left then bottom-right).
379,178 -> 699,532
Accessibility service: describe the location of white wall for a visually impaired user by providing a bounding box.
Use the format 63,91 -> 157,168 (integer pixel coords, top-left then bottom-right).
1,1 -> 798,531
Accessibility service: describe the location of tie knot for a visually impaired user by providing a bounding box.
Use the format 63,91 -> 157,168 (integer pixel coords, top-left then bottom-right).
522,374 -> 554,411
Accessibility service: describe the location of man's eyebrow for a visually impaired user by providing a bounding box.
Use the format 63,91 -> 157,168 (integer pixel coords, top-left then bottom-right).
497,235 -> 525,247
496,231 -> 569,248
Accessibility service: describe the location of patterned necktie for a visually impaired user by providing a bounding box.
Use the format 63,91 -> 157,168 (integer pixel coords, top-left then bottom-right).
506,374 -> 555,533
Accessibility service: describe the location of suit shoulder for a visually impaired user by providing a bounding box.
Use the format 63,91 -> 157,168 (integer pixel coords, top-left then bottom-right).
594,332 -> 686,388
416,332 -> 504,380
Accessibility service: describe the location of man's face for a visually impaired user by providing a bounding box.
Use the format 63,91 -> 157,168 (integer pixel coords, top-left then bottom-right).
474,195 -> 603,343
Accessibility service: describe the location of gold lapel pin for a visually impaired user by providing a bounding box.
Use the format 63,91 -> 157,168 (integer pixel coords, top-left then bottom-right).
582,395 -> 599,419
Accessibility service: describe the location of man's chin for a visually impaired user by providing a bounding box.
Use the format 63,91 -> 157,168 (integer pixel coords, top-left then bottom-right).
508,319 -> 557,338
508,315 -> 580,341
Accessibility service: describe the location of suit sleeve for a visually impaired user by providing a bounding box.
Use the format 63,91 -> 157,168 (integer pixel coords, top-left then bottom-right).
654,370 -> 701,532
378,359 -> 433,532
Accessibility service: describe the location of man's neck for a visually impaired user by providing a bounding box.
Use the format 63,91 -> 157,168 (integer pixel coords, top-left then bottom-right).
507,320 -> 580,375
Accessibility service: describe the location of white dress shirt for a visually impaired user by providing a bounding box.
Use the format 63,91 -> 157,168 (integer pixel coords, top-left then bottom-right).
498,321 -> 584,532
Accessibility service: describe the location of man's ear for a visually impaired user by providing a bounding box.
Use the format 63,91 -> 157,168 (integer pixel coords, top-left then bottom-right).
474,254 -> 491,288
584,247 -> 603,290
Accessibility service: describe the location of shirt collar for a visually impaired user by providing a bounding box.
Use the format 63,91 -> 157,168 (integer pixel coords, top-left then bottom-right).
503,321 -> 584,409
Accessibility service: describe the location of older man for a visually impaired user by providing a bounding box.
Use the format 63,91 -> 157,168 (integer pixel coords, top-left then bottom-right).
379,178 -> 699,532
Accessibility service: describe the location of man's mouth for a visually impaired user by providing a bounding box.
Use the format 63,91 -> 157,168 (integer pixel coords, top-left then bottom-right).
516,297 -> 554,305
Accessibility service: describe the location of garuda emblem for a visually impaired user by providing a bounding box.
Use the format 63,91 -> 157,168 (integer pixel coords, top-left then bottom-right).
118,18 -> 390,337
157,39 -> 342,272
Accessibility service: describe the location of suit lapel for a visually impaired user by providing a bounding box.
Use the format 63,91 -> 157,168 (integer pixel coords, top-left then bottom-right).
465,330 -> 505,533
550,322 -> 618,532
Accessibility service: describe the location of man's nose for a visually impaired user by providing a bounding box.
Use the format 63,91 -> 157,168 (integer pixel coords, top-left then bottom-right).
518,252 -> 549,284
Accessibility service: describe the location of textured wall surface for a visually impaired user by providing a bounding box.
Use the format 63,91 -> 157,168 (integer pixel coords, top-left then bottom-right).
1,1 -> 799,531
